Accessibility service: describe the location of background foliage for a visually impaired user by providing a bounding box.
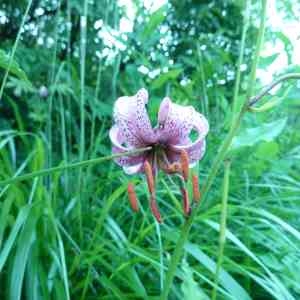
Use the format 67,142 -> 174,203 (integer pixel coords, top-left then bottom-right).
0,0 -> 300,299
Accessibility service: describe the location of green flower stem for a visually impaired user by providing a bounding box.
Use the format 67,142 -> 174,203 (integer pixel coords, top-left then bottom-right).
244,0 -> 267,293
161,107 -> 245,300
230,0 -> 250,129
0,147 -> 151,187
246,0 -> 267,99
161,2 -> 268,298
211,160 -> 231,300
249,73 -> 300,106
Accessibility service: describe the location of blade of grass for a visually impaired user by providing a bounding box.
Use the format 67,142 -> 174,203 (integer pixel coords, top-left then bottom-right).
0,205 -> 31,272
155,220 -> 164,291
0,0 -> 33,101
59,93 -> 69,193
47,0 -> 61,192
76,0 -> 89,243
0,147 -> 151,187
8,208 -> 37,300
230,0 -> 250,129
196,44 -> 209,118
211,160 -> 231,300
185,243 -> 251,300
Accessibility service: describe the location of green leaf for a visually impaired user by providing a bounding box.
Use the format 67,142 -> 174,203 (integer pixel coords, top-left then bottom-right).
181,261 -> 209,300
185,243 -> 251,300
205,220 -> 295,300
259,53 -> 279,69
151,69 -> 182,89
140,5 -> 167,42
255,141 -> 279,159
9,208 -> 37,300
231,118 -> 287,150
0,50 -> 32,87
247,208 -> 300,242
0,205 -> 31,272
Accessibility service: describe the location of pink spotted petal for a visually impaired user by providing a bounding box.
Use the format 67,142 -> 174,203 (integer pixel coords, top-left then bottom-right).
158,97 -> 208,160
157,97 -> 209,146
166,139 -> 206,166
170,135 -> 207,164
110,125 -> 146,171
112,146 -> 145,166
123,163 -> 144,175
113,88 -> 156,147
109,125 -> 130,152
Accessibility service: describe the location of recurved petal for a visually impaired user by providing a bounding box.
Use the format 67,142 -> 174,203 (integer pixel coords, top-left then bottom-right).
123,163 -> 144,175
112,146 -> 145,166
166,139 -> 206,165
109,125 -> 129,152
157,97 -> 209,146
110,126 -> 146,170
170,136 -> 206,162
113,88 -> 156,146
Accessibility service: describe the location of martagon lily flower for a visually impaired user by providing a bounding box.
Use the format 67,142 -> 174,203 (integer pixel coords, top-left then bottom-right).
109,88 -> 209,222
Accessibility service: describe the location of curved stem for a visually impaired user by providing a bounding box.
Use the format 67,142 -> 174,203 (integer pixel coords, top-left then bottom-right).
0,147 -> 151,187
248,73 -> 300,106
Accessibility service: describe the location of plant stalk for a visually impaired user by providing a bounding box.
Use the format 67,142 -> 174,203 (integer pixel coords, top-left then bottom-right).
161,1 -> 268,298
249,73 -> 300,106
211,160 -> 231,300
0,147 -> 151,187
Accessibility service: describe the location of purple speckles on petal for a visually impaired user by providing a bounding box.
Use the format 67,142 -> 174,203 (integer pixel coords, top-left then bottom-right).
112,146 -> 145,167
156,98 -> 208,146
158,97 -> 170,126
113,88 -> 156,147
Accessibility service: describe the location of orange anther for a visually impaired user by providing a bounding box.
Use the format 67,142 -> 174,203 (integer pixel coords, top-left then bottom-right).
181,187 -> 190,216
144,160 -> 155,194
192,174 -> 201,203
127,183 -> 139,212
180,150 -> 189,181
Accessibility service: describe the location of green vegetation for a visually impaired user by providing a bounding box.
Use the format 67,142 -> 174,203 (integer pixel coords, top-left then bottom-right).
0,1 -> 300,299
